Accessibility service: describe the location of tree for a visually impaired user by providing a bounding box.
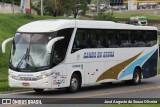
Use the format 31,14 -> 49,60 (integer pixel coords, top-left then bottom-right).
32,0 -> 90,17
54,0 -> 61,16
43,0 -> 55,16
34,0 -> 56,16
1,0 -> 20,5
62,0 -> 88,18
94,12 -> 117,22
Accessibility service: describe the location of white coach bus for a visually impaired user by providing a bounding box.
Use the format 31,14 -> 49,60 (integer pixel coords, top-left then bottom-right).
2,20 -> 158,93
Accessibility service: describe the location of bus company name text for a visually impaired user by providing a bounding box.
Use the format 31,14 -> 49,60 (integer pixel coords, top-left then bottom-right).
83,51 -> 114,59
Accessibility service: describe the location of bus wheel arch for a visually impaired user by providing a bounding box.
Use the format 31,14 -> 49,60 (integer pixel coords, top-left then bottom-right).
131,66 -> 142,85
135,66 -> 142,78
67,71 -> 82,93
125,66 -> 142,85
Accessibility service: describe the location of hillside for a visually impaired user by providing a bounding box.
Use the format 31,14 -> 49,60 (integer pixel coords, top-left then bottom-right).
0,13 -> 63,80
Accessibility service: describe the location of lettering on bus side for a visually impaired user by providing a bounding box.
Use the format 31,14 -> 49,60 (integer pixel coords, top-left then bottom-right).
83,51 -> 114,59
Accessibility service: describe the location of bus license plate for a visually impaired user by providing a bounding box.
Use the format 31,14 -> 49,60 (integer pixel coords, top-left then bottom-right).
22,82 -> 30,86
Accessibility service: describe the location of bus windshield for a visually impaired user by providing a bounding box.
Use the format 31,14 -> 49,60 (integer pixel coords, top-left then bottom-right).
10,33 -> 56,69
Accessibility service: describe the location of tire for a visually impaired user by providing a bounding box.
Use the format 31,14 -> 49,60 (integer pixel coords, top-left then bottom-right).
33,89 -> 44,93
67,74 -> 81,93
130,68 -> 141,85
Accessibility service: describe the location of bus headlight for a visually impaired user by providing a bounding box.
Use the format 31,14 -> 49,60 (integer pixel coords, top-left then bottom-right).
9,74 -> 20,80
44,82 -> 48,86
37,72 -> 54,80
42,75 -> 46,78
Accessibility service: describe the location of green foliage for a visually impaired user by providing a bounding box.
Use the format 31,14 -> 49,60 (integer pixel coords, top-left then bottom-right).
43,0 -> 55,16
114,11 -> 160,20
0,81 -> 28,93
22,14 -> 34,19
62,0 -> 88,18
0,0 -> 20,5
34,0 -> 89,17
94,12 -> 117,22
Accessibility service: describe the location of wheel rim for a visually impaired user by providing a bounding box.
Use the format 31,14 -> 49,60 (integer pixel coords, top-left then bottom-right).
71,78 -> 78,90
134,72 -> 140,83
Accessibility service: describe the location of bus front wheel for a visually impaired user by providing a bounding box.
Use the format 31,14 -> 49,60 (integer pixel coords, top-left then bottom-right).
33,89 -> 44,93
67,74 -> 81,93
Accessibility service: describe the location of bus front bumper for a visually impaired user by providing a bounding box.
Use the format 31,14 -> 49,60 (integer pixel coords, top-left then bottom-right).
9,76 -> 52,89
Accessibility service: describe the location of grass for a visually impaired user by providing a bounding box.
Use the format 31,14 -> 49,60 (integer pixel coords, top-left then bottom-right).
114,12 -> 160,20
0,81 -> 29,93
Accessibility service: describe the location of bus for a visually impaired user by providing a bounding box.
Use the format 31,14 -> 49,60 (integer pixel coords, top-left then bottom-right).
2,20 -> 158,93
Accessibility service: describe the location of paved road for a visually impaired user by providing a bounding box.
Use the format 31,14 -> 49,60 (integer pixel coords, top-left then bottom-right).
0,75 -> 160,107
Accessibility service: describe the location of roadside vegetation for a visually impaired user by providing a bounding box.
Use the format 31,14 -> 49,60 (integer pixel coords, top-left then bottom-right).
114,11 -> 160,20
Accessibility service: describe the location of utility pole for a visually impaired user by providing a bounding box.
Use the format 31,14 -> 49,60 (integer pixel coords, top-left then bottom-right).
41,0 -> 43,16
12,0 -> 15,13
97,0 -> 99,14
30,0 -> 31,14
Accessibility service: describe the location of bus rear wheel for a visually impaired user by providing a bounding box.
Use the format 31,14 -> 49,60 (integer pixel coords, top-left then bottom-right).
67,74 -> 81,93
33,89 -> 44,93
130,68 -> 141,85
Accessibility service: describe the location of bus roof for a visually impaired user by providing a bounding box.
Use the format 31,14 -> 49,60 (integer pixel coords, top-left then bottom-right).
17,19 -> 157,33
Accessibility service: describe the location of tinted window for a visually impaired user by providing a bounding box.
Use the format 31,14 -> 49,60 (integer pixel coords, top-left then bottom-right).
90,29 -> 105,48
72,29 -> 89,53
72,29 -> 157,53
145,31 -> 157,47
104,30 -> 119,48
131,31 -> 146,47
130,30 -> 157,47
119,31 -> 131,47
52,28 -> 73,65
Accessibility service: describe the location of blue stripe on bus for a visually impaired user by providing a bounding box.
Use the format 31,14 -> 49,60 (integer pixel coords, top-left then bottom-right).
119,49 -> 156,79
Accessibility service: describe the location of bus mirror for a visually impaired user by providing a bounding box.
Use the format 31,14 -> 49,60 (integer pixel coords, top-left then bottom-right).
2,37 -> 13,53
46,36 -> 64,53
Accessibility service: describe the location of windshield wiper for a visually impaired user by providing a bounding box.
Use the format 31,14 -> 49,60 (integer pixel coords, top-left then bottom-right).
17,48 -> 36,68
16,48 -> 28,68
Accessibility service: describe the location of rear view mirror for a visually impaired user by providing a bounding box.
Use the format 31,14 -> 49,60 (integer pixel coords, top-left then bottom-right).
46,36 -> 64,53
2,37 -> 13,53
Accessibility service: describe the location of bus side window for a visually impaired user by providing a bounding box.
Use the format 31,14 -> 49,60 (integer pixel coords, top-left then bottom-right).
90,29 -> 104,48
145,31 -> 157,47
52,28 -> 73,66
72,29 -> 88,53
130,31 -> 136,47
133,31 -> 146,47
105,30 -> 119,48
119,30 -> 131,47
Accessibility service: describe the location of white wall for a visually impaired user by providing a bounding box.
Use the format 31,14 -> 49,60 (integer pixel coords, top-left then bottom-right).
0,2 -> 37,15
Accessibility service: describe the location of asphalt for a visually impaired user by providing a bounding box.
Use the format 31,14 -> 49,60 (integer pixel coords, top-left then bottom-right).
0,75 -> 160,107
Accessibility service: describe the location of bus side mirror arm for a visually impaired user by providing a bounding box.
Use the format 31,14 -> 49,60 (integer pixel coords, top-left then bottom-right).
2,37 -> 13,53
46,36 -> 64,53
